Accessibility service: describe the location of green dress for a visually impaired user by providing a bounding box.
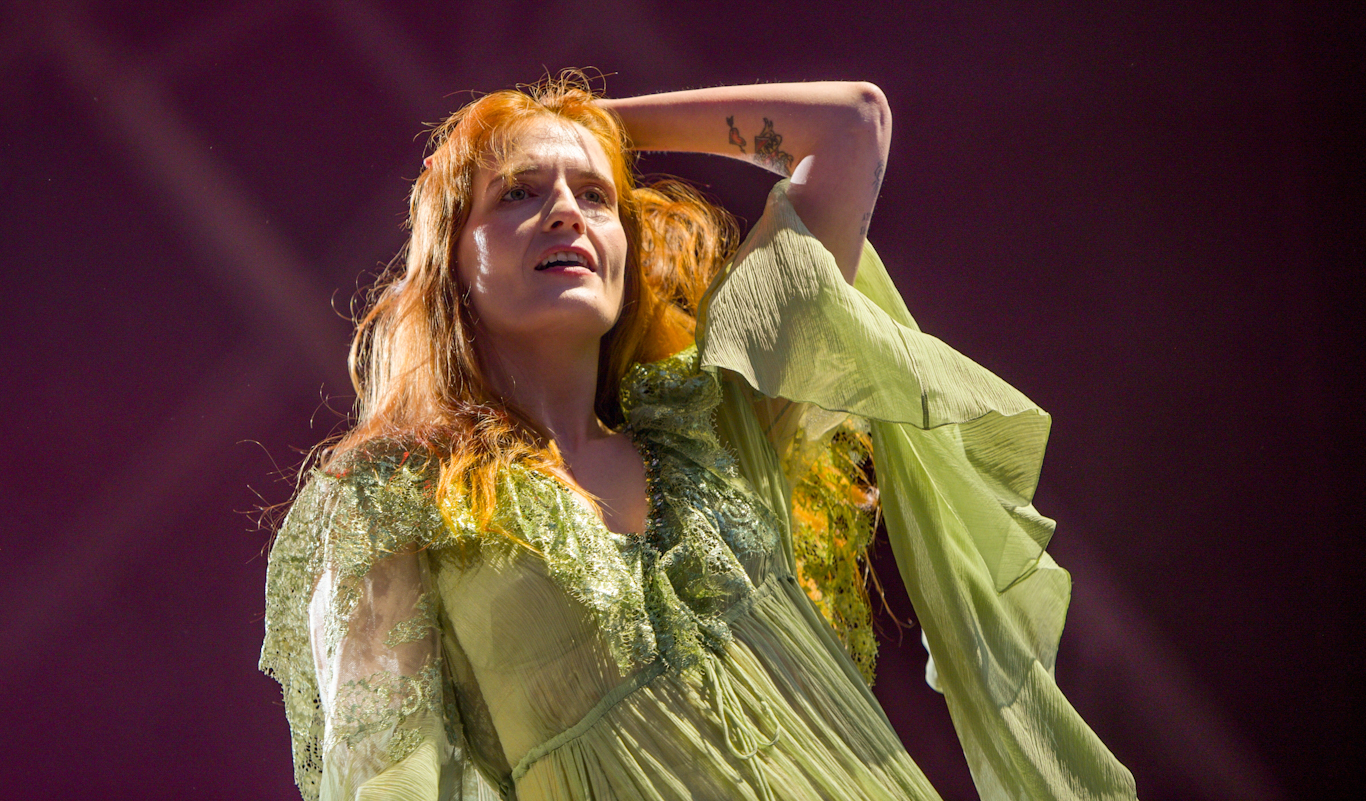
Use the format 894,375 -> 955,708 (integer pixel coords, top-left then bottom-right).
261,182 -> 1138,801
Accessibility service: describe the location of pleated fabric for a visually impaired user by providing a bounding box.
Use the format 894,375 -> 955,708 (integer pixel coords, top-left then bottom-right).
514,579 -> 939,800
699,181 -> 1138,800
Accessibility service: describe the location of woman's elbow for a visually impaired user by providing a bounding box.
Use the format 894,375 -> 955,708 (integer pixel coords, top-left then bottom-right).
841,81 -> 892,151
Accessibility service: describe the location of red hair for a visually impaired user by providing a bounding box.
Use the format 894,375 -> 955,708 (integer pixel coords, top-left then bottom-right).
329,74 -> 736,526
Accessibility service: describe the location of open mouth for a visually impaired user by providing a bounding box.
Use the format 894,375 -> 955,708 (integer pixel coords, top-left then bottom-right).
535,250 -> 593,271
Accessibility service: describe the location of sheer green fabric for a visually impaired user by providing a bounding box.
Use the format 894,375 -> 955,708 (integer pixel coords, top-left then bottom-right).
262,180 -> 1136,800
261,447 -> 506,800
699,181 -> 1138,799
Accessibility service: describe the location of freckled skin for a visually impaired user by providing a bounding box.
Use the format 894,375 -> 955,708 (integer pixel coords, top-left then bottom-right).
456,120 -> 629,352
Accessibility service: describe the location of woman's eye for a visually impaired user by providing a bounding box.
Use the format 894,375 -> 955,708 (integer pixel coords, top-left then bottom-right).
582,188 -> 608,205
501,186 -> 529,202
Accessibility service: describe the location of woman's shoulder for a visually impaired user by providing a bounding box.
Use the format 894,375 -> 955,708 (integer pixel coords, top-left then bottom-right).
316,437 -> 443,487
277,438 -> 449,554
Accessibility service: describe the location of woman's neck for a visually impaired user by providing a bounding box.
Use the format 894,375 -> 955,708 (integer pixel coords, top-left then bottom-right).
477,333 -> 609,452
476,329 -> 647,534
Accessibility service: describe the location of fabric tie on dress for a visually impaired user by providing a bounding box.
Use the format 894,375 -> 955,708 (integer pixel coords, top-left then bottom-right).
703,651 -> 781,801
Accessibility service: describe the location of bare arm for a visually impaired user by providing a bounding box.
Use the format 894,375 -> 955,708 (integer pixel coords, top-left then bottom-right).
599,82 -> 891,283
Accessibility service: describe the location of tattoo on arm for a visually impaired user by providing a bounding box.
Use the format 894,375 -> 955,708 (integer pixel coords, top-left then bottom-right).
859,163 -> 884,240
724,115 -> 794,175
753,117 -> 795,175
726,116 -> 747,154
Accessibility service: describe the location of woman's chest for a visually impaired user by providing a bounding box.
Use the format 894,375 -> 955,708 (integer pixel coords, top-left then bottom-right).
435,437 -> 784,673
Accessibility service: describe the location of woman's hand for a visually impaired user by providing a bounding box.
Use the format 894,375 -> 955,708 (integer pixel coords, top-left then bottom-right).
599,82 -> 891,283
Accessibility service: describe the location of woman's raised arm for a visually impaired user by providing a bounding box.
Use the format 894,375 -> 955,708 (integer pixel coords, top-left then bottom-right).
599,82 -> 891,283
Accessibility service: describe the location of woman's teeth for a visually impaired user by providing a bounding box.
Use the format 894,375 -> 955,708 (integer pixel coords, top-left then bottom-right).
536,251 -> 589,270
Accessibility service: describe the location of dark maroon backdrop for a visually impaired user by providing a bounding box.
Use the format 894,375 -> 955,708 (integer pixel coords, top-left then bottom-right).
2,1 -> 1360,799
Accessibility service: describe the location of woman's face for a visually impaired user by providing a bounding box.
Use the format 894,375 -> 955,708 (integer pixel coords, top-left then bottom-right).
456,117 -> 629,354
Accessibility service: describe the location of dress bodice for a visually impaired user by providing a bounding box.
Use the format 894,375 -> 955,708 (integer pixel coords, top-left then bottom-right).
430,347 -> 789,772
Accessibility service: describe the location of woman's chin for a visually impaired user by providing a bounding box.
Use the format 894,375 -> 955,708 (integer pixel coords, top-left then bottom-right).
484,304 -> 621,348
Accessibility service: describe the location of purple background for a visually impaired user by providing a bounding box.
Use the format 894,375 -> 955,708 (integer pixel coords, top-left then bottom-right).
2,1 -> 1360,799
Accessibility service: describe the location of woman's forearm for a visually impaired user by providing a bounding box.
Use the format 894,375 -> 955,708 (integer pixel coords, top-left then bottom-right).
600,82 -> 885,171
601,82 -> 891,282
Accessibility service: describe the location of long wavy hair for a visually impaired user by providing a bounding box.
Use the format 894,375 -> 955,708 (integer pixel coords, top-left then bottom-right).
329,74 -> 737,523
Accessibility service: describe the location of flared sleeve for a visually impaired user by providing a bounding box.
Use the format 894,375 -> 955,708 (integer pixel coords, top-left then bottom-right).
261,450 -> 507,801
696,181 -> 1138,800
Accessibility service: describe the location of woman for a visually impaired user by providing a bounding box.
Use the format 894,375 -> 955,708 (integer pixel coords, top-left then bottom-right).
262,76 -> 1138,800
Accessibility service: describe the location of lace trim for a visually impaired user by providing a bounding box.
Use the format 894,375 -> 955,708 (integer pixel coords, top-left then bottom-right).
384,592 -> 439,648
331,662 -> 445,762
261,448 -> 452,800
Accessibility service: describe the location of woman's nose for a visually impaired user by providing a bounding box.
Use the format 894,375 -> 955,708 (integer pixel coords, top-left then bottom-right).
544,185 -> 585,233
